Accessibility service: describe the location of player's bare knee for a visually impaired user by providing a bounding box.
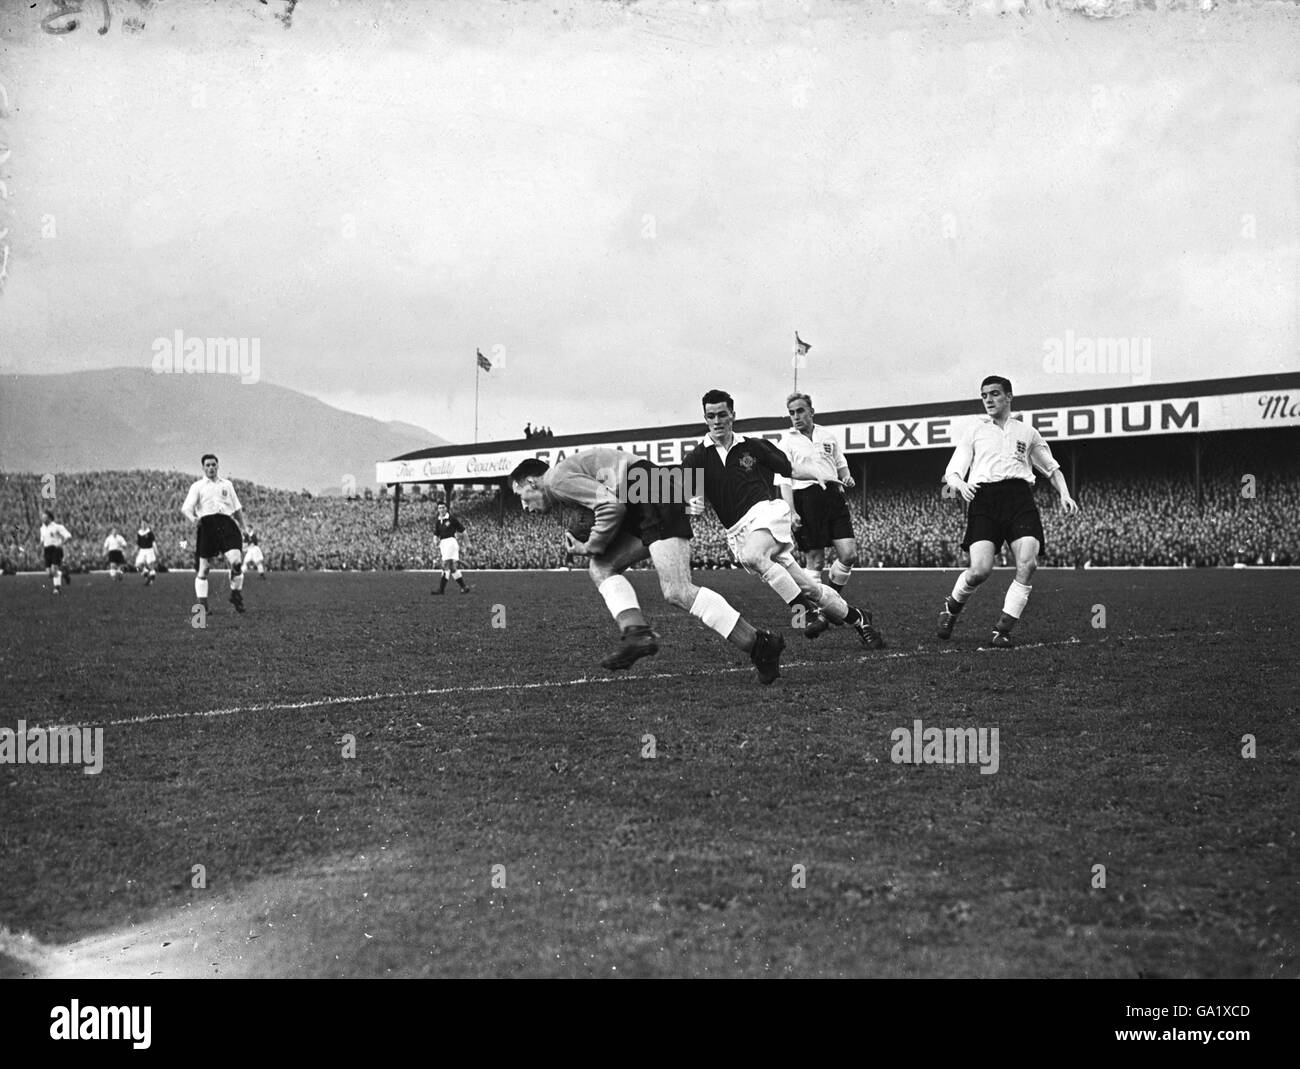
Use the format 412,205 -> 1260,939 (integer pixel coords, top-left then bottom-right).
839,549 -> 858,568
968,563 -> 993,583
587,560 -> 613,586
1017,560 -> 1037,583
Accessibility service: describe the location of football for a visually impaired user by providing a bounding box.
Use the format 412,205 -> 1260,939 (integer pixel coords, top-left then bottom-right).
566,507 -> 596,543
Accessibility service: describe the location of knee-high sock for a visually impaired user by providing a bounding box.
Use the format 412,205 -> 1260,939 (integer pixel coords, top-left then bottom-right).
1001,580 -> 1031,622
759,562 -> 802,604
813,583 -> 853,623
828,560 -> 853,590
689,587 -> 740,639
951,572 -> 979,605
195,576 -> 209,598
598,575 -> 645,630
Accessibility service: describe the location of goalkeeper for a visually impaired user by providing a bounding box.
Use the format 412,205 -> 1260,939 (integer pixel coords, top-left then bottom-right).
509,451 -> 787,684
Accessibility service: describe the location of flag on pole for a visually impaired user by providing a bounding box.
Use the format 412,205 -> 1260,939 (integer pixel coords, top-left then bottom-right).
476,348 -> 492,372
794,332 -> 811,356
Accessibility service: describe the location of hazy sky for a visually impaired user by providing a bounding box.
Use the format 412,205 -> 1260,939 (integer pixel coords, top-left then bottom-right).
1,0 -> 1296,444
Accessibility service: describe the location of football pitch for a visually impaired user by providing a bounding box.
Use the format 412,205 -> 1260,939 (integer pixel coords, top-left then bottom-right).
1,569 -> 1294,978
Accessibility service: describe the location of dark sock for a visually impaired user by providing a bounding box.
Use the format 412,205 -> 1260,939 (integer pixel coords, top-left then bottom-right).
946,596 -> 964,614
995,611 -> 1016,632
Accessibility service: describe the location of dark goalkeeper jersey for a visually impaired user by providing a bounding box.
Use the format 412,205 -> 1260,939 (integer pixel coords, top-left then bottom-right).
681,434 -> 793,529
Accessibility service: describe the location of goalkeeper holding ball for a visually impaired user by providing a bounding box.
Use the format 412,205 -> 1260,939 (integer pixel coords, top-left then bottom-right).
510,450 -> 788,684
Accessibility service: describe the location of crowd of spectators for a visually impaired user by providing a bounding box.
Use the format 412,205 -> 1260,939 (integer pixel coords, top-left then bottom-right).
3,449 -> 1296,574
523,424 -> 555,441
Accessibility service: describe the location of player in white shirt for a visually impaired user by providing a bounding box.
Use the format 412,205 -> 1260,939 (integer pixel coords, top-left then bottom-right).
778,392 -> 881,643
181,453 -> 249,614
39,510 -> 73,594
103,527 -> 128,581
939,376 -> 1078,647
243,525 -> 266,579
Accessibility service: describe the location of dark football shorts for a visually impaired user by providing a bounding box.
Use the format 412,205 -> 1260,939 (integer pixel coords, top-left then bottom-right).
617,461 -> 694,548
107,550 -> 125,564
961,479 -> 1046,554
792,484 -> 855,552
195,514 -> 244,566
43,545 -> 64,567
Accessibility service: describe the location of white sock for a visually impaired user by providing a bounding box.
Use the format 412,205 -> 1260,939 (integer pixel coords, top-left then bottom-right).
230,573 -> 244,591
951,572 -> 979,604
597,575 -> 641,621
53,571 -> 62,588
196,576 -> 209,598
759,562 -> 802,604
688,587 -> 741,638
1002,580 -> 1032,619
452,570 -> 463,580
828,560 -> 853,588
814,583 -> 850,623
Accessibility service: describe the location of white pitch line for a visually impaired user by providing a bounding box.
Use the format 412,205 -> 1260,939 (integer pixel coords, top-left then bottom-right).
30,631 -> 1212,732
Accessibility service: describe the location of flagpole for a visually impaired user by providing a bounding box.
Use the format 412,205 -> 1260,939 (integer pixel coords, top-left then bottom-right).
474,358 -> 480,444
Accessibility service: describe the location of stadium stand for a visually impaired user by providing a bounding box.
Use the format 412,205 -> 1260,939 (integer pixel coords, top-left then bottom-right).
2,429 -> 1295,574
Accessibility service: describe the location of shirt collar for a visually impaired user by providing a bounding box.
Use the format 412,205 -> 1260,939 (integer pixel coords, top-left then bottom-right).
702,432 -> 748,451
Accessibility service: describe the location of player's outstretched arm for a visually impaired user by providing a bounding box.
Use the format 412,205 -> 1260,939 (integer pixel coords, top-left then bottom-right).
1049,470 -> 1078,513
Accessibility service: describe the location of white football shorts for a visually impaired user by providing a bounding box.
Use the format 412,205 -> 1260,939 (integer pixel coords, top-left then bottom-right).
439,537 -> 460,561
725,499 -> 798,573
134,548 -> 157,568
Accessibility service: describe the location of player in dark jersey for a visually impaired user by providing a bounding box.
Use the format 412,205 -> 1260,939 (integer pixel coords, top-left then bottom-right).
431,502 -> 470,594
135,520 -> 158,584
510,450 -> 786,683
682,389 -> 884,648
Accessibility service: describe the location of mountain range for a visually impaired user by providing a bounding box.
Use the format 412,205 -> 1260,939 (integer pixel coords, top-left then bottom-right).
0,369 -> 449,493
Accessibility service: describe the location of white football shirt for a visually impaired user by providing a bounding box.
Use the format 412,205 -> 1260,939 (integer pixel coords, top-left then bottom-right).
778,425 -> 846,491
40,522 -> 72,547
945,415 -> 1060,486
182,477 -> 243,519
103,533 -> 128,553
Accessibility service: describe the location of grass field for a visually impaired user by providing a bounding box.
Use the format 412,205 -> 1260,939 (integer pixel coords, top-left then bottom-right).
0,568 -> 1295,978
